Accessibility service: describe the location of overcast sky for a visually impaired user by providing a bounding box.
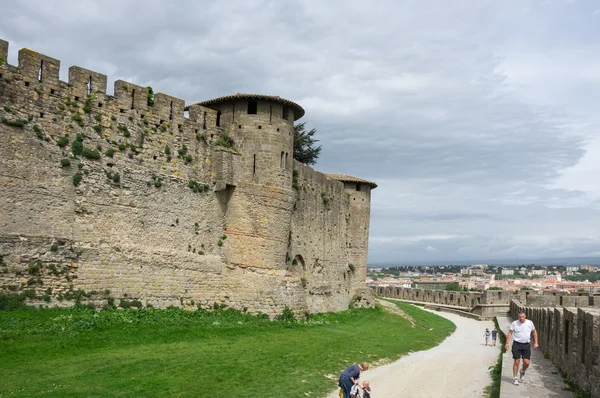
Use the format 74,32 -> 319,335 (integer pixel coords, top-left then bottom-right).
2,0 -> 600,264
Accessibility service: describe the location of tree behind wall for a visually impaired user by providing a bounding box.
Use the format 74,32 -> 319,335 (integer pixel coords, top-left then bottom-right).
293,122 -> 321,165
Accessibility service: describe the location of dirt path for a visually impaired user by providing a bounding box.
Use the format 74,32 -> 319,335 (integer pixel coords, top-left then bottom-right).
326,303 -> 498,398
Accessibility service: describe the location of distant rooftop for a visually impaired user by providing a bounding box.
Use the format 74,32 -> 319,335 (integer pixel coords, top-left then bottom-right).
186,93 -> 305,120
326,173 -> 378,188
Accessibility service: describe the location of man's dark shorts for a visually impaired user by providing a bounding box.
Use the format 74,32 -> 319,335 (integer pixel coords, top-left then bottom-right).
512,341 -> 531,360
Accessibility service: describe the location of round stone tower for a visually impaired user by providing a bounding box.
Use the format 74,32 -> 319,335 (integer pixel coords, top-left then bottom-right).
326,174 -> 378,289
194,94 -> 304,186
191,94 -> 304,270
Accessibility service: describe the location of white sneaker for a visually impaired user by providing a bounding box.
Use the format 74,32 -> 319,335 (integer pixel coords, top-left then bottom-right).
513,378 -> 519,386
520,370 -> 525,382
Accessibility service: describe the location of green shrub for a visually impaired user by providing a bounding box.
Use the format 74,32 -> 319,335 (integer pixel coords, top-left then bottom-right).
83,105 -> 92,113
28,262 -> 41,275
178,145 -> 188,158
105,148 -> 115,158
217,240 -> 223,247
50,244 -> 58,252
118,125 -> 130,137
56,135 -> 69,148
112,173 -> 120,184
71,114 -> 84,127
152,175 -> 162,188
147,86 -> 154,106
1,117 -> 27,128
214,130 -> 235,149
60,159 -> 71,168
348,264 -> 356,273
72,173 -> 83,186
188,180 -> 209,193
0,293 -> 27,310
275,306 -> 296,322
72,136 -> 84,157
93,125 -> 102,133
165,146 -> 171,156
118,142 -> 127,151
120,299 -> 143,309
82,148 -> 101,160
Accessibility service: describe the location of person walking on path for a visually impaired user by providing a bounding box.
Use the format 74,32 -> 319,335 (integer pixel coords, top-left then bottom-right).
483,328 -> 490,346
505,310 -> 538,386
338,362 -> 369,398
491,328 -> 497,346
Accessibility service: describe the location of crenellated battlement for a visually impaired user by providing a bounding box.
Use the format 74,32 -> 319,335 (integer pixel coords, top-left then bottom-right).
0,38 -> 218,141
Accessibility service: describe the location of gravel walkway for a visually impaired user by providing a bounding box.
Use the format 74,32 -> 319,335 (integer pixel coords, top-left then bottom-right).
326,304 -> 498,398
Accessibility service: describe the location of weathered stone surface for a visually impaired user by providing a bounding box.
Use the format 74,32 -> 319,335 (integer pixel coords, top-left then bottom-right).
0,39 -> 376,316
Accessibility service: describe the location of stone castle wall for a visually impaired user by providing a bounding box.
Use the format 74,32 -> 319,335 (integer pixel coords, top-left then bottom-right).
510,300 -> 600,397
377,286 -> 599,394
0,39 -> 375,316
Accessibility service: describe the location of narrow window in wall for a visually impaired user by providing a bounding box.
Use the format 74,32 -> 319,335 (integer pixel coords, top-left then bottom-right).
285,152 -> 288,169
269,105 -> 272,124
87,76 -> 92,95
216,111 -> 221,127
356,183 -> 361,192
282,106 -> 289,120
248,100 -> 257,114
280,152 -> 285,168
131,89 -> 136,110
38,60 -> 43,82
203,111 -> 207,129
253,154 -> 256,175
169,101 -> 174,120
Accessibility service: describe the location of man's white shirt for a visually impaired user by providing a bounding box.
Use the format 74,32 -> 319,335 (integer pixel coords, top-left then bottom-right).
510,319 -> 535,343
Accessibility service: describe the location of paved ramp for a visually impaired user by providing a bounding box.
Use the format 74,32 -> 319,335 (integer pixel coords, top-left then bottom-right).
497,317 -> 573,398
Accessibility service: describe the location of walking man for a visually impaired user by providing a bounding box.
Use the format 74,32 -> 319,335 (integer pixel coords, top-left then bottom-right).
505,310 -> 539,386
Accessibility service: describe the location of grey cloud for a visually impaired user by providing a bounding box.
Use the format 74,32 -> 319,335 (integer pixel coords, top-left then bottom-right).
2,0 -> 600,263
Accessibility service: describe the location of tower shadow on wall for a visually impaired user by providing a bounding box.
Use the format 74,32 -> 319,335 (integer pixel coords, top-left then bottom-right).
215,183 -> 235,216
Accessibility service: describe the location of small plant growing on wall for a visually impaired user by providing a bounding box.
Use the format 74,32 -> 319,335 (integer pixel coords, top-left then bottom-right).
82,147 -> 101,160
147,86 -> 154,106
321,192 -> 330,205
1,117 -> 27,128
118,125 -> 131,137
214,129 -> 236,149
56,135 -> 69,148
188,180 -> 209,193
151,174 -> 162,188
71,114 -> 84,127
60,159 -> 71,168
348,263 -> 356,273
71,134 -> 84,156
72,172 -> 83,186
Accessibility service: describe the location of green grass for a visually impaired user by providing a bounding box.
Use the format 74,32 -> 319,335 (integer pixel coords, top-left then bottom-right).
484,318 -> 506,398
0,302 -> 454,397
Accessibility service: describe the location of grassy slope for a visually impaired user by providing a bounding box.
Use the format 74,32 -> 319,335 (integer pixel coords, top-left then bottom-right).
0,302 -> 455,397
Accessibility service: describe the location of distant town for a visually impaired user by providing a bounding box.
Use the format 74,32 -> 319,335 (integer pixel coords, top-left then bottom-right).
367,264 -> 600,293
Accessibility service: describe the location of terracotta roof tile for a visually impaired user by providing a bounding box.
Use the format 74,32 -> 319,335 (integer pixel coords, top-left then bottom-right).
185,93 -> 305,120
325,173 -> 378,188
